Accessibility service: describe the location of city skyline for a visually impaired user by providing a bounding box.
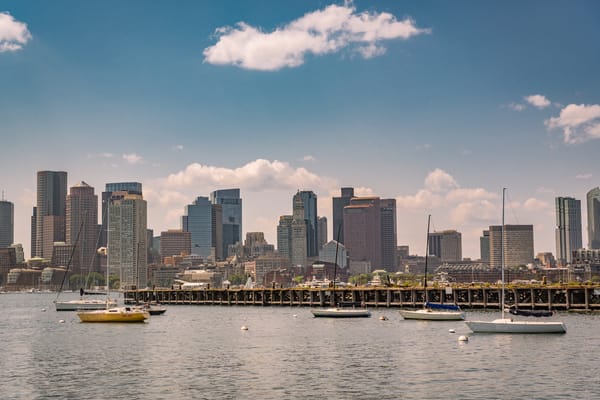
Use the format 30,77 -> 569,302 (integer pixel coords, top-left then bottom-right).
1,1 -> 599,259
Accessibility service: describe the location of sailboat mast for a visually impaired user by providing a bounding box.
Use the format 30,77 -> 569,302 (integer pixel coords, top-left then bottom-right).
424,215 -> 431,303
501,188 -> 506,319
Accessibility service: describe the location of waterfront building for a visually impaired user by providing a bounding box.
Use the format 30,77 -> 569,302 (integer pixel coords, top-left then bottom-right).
0,199 -> 14,248
489,225 -> 534,269
588,187 -> 600,249
277,215 -> 293,261
429,230 -> 462,262
100,182 -> 142,247
332,187 -> 354,243
291,192 -> 307,267
343,197 -> 382,270
380,198 -> 397,270
555,196 -> 582,266
51,242 -> 77,268
210,189 -> 242,257
10,244 -> 24,264
160,229 -> 191,263
317,216 -> 327,251
298,190 -> 318,257
108,192 -> 147,289
480,230 -> 490,263
318,240 -> 347,269
34,171 -> 67,259
182,197 -> 212,260
66,181 -> 98,274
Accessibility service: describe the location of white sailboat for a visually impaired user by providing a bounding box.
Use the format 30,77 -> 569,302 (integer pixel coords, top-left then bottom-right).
400,215 -> 465,321
465,188 -> 566,334
311,227 -> 371,318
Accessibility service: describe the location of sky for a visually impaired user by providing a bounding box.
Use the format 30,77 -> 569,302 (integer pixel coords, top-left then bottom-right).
1,1 -> 600,260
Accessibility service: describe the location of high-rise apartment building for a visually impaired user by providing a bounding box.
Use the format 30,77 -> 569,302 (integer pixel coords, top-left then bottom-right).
429,230 -> 462,262
277,215 -> 293,261
489,225 -> 534,269
0,199 -> 14,248
555,196 -> 582,265
298,191 -> 318,257
332,187 -> 354,243
101,182 -> 142,247
66,182 -> 99,274
317,216 -> 327,251
380,199 -> 397,269
588,187 -> 600,249
343,197 -> 382,270
182,197 -> 212,260
210,189 -> 242,257
35,171 -> 67,259
108,192 -> 147,289
291,192 -> 307,267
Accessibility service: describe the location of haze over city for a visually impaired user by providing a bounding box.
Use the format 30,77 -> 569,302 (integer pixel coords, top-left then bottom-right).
1,1 -> 599,259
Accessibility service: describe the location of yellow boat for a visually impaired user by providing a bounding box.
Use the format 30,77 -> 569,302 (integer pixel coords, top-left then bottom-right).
77,306 -> 149,323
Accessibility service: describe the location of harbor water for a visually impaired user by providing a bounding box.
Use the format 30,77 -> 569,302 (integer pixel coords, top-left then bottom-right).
1,292 -> 599,399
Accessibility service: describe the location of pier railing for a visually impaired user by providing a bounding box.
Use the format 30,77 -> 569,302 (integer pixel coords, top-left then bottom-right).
124,285 -> 600,311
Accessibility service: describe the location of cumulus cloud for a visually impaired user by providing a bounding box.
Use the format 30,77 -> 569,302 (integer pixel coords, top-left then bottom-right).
507,102 -> 526,112
576,173 -> 592,180
0,12 -> 31,52
524,94 -> 551,109
546,103 -> 600,144
302,155 -> 316,162
122,153 -> 144,165
522,197 -> 551,212
203,3 -> 429,71
424,168 -> 458,193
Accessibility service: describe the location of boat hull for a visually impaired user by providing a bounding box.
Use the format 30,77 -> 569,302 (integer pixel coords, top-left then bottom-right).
400,309 -> 465,321
311,308 -> 371,318
465,318 -> 566,333
55,299 -> 118,311
77,307 -> 149,323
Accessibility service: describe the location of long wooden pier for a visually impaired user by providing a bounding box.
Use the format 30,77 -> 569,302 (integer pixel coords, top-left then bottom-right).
124,285 -> 600,311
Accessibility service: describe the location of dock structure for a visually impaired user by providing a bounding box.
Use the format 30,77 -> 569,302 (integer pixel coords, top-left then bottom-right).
124,285 -> 600,311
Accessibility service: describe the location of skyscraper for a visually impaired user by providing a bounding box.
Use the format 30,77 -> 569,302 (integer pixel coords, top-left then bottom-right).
108,192 -> 147,289
35,171 -> 67,259
160,229 -> 191,262
0,199 -> 14,248
298,190 -> 318,257
182,197 -> 212,260
332,187 -> 354,243
291,192 -> 307,267
100,182 -> 142,247
317,216 -> 327,251
66,182 -> 99,275
489,225 -> 534,269
380,198 -> 397,269
555,196 -> 582,265
210,189 -> 242,256
429,230 -> 462,262
588,187 -> 600,249
277,215 -> 293,261
480,230 -> 490,263
343,197 -> 382,270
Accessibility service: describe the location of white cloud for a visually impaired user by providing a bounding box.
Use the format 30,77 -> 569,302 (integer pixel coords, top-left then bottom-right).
546,103 -> 600,144
424,168 -> 458,193
87,152 -> 115,159
302,155 -> 316,162
173,145 -> 184,151
508,102 -> 526,112
122,153 -> 144,165
0,12 -> 31,52
576,173 -> 592,180
522,197 -> 551,212
524,94 -> 551,109
203,3 -> 429,71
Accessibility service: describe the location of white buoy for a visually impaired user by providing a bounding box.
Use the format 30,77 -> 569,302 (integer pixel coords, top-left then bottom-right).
293,314 -> 297,318
41,308 -> 47,312
241,325 -> 248,331
379,315 -> 388,321
458,335 -> 468,342
448,328 -> 456,333
58,319 -> 65,324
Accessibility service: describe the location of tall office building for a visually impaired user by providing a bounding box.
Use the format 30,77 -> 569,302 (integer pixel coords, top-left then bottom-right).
277,215 -> 293,261
66,182 -> 99,274
108,192 -> 147,289
210,189 -> 242,255
489,225 -> 534,269
343,197 -> 382,270
101,182 -> 142,247
429,230 -> 462,262
35,171 -> 67,259
181,197 -> 212,260
211,204 -> 223,260
298,191 -> 318,257
31,207 -> 37,258
319,240 -> 347,269
291,192 -> 307,267
332,187 -> 354,243
588,187 -> 600,249
555,197 -> 582,265
480,230 -> 490,263
0,199 -> 14,248
380,199 -> 397,269
160,229 -> 191,261
317,216 -> 327,251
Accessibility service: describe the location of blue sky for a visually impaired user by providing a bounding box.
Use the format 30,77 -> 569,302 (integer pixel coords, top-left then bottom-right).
1,1 -> 599,259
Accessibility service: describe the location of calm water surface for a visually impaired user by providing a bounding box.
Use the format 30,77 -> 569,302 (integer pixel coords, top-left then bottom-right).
1,292 -> 599,399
